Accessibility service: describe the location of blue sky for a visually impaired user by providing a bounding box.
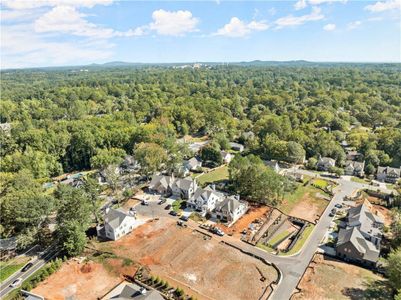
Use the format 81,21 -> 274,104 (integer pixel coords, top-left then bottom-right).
1,0 -> 400,68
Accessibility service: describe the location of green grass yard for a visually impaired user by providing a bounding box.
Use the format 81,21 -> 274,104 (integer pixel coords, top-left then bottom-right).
312,179 -> 329,189
268,230 -> 292,247
281,224 -> 315,256
351,177 -> 370,184
0,257 -> 30,282
172,199 -> 183,212
197,165 -> 229,185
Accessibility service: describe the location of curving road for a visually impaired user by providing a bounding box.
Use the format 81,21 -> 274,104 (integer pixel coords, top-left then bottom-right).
127,171 -> 396,300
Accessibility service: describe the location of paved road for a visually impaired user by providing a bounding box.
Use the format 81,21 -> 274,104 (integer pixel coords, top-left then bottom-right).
133,173 -> 394,300
0,248 -> 58,298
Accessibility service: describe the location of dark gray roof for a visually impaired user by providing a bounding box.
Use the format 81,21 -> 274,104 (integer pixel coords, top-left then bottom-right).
216,196 -> 244,214
149,175 -> 174,190
174,177 -> 196,191
345,160 -> 365,170
318,157 -> 335,164
337,227 -> 379,263
111,284 -> 164,300
0,237 -> 17,250
185,157 -> 201,169
377,166 -> 401,176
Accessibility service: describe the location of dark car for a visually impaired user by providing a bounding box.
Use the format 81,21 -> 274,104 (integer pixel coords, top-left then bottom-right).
21,262 -> 33,272
331,208 -> 337,214
180,215 -> 189,222
169,210 -> 178,216
165,204 -> 172,210
335,204 -> 343,209
158,198 -> 166,205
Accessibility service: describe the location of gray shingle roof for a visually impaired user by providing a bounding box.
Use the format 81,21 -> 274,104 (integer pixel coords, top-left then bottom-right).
377,166 -> 401,176
105,208 -> 131,230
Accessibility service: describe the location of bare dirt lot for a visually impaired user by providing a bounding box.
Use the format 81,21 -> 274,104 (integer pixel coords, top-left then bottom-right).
97,218 -> 278,300
32,260 -> 129,300
216,205 -> 271,238
293,254 -> 385,300
280,185 -> 329,223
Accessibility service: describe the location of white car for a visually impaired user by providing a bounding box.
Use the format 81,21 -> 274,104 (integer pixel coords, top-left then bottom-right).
10,278 -> 22,287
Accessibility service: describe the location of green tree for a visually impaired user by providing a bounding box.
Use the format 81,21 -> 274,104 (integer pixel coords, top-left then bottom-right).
134,142 -> 168,177
387,247 -> 401,292
90,147 -> 126,170
200,142 -> 222,165
286,141 -> 306,164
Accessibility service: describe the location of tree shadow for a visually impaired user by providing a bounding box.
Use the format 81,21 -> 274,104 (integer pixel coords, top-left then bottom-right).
342,279 -> 393,300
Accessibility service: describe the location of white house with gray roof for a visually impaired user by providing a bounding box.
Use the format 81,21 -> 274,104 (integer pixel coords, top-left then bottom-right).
172,177 -> 198,199
344,160 -> 365,177
317,157 -> 336,171
187,185 -> 224,216
214,195 -> 248,225
98,208 -> 137,241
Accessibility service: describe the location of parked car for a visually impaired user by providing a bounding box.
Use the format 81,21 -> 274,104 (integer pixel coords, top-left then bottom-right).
141,200 -> 149,206
177,220 -> 187,227
180,215 -> 189,222
10,278 -> 22,287
335,204 -> 343,209
331,208 -> 337,214
210,227 -> 225,236
158,198 -> 166,205
21,262 -> 33,272
165,204 -> 172,210
169,210 -> 178,216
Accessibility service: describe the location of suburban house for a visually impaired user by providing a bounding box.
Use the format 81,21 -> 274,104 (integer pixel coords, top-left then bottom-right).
148,175 -> 175,196
149,175 -> 198,200
377,166 -> 401,183
101,281 -> 164,300
346,150 -> 363,161
229,142 -> 244,152
172,177 -> 198,199
184,157 -> 202,172
0,237 -> 17,261
344,161 -> 365,177
316,157 -> 336,171
120,155 -> 140,173
221,151 -> 234,164
214,195 -> 248,224
98,208 -> 137,241
187,185 -> 224,216
264,160 -> 280,173
336,201 -> 384,266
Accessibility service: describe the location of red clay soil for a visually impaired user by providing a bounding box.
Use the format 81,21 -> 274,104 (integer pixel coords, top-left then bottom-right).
32,260 -> 123,300
101,217 -> 278,300
217,205 -> 271,238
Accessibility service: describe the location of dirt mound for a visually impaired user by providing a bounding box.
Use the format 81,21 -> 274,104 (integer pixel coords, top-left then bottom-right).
80,263 -> 92,273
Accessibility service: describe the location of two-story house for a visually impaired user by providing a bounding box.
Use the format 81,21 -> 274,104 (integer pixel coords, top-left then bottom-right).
214,195 -> 248,224
187,185 -> 224,216
316,157 -> 336,171
172,177 -> 198,199
377,166 -> 401,183
98,208 -> 137,241
148,175 -> 175,196
344,160 -> 365,177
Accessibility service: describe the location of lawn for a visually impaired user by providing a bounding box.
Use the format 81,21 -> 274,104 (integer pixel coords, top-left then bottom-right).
268,230 -> 292,247
197,165 -> 229,185
0,257 -> 30,282
312,179 -> 329,189
281,224 -> 315,256
351,177 -> 370,184
256,243 -> 275,253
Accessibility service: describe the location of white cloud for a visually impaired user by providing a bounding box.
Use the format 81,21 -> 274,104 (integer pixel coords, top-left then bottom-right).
294,0 -> 307,10
268,7 -> 277,15
214,17 -> 269,37
347,20 -> 362,30
1,0 -> 113,10
365,0 -> 401,12
148,9 -> 199,36
34,5 -> 115,38
323,23 -> 336,31
275,7 -> 324,28
1,24 -> 112,68
309,0 -> 347,4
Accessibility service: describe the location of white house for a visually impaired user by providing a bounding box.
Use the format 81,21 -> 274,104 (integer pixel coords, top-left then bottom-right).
214,196 -> 248,224
221,151 -> 234,164
148,175 -> 175,195
187,185 -> 224,216
377,166 -> 401,183
99,208 -> 137,241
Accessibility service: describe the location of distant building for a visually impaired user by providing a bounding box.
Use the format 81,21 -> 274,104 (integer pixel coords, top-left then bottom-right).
346,150 -> 363,161
221,151 -> 234,164
344,161 -> 365,177
184,157 -> 202,171
149,175 -> 198,199
317,157 -> 336,171
148,175 -> 175,196
376,166 -> 401,183
336,201 -> 384,267
264,160 -> 280,173
229,142 -> 244,152
0,237 -> 17,261
98,208 -> 137,241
